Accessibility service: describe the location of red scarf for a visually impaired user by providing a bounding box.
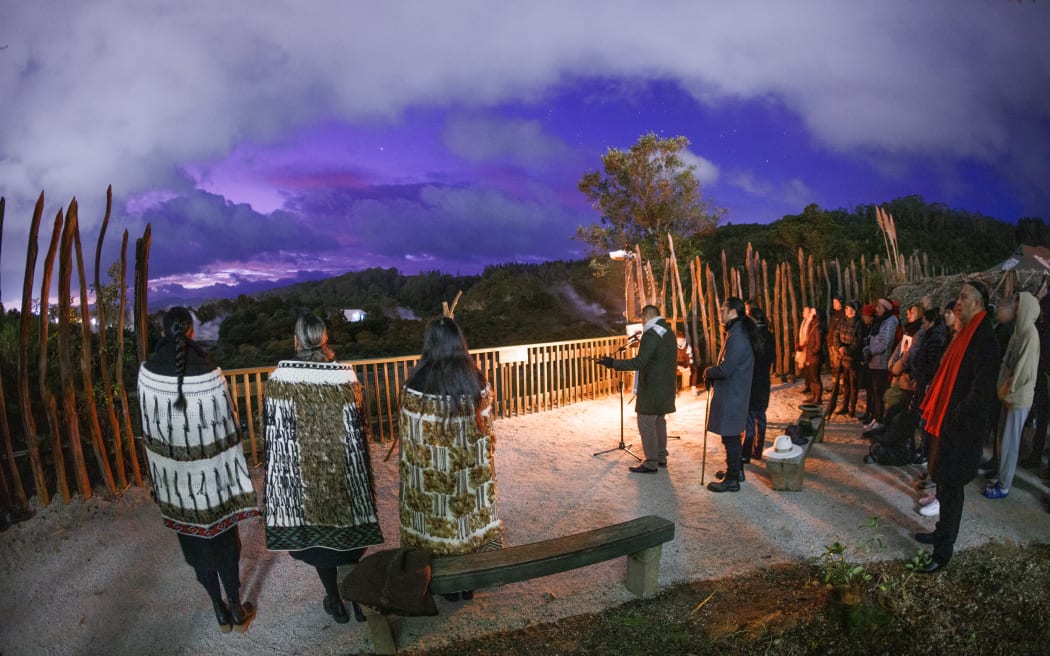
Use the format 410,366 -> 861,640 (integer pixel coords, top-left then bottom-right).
920,310 -> 987,437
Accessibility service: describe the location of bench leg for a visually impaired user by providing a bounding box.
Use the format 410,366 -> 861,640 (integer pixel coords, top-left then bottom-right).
362,605 -> 398,655
625,545 -> 662,597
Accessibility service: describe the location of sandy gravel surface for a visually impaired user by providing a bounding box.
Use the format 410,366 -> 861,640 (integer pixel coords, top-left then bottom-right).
3,379 -> 1048,655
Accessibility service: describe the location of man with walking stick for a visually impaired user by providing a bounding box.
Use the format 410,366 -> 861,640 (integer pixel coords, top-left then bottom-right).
704,297 -> 759,492
598,304 -> 678,474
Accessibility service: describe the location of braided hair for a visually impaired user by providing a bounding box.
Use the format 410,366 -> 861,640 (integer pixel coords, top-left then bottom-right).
162,307 -> 194,411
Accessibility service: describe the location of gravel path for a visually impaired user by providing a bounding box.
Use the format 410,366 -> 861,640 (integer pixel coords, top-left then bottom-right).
3,380 -> 1047,655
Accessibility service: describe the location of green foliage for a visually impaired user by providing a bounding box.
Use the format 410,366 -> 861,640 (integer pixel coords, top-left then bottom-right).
577,133 -> 723,274
698,196 -> 1017,275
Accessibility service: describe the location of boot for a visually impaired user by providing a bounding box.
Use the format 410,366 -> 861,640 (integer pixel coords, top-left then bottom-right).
707,474 -> 740,492
714,467 -> 745,482
231,601 -> 256,634
323,594 -> 350,624
351,601 -> 366,623
212,599 -> 232,634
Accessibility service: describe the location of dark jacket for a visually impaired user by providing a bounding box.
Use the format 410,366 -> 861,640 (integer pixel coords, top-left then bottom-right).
828,308 -> 844,352
911,322 -> 948,391
609,318 -> 677,415
837,315 -> 862,367
706,319 -> 755,435
928,315 -> 1000,486
749,323 -> 776,411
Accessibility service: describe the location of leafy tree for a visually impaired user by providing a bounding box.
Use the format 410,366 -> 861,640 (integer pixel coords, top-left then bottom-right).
577,133 -> 723,273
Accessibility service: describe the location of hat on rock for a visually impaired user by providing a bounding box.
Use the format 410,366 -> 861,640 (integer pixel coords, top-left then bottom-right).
763,435 -> 804,461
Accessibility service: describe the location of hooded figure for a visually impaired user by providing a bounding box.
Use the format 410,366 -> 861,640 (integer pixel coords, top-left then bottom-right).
986,291 -> 1040,498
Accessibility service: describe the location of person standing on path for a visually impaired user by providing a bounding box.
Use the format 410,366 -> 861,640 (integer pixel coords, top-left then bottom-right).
704,297 -> 759,493
913,281 -> 1000,573
599,304 -> 678,473
263,314 -> 384,624
743,305 -> 775,461
985,291 -> 1040,499
399,316 -> 504,601
138,307 -> 260,633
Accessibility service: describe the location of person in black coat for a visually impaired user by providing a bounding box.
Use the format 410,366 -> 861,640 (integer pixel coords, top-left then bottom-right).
743,306 -> 776,461
704,298 -> 759,492
914,281 -> 1000,573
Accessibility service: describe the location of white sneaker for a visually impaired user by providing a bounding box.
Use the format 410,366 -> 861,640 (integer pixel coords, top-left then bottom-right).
864,419 -> 879,430
919,499 -> 940,517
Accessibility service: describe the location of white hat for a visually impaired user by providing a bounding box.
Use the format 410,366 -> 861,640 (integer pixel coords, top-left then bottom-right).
764,435 -> 804,460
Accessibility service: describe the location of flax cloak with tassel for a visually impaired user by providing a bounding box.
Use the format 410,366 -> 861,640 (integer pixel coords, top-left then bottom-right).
138,339 -> 260,568
263,361 -> 383,563
398,385 -> 503,555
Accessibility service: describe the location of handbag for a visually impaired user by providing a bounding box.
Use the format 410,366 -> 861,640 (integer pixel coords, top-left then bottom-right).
340,548 -> 439,616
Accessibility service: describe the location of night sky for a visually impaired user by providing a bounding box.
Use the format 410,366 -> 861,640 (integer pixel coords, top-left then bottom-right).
2,2 -> 1048,305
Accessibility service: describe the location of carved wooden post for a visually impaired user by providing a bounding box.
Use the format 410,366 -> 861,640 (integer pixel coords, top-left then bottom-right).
135,225 -> 152,364
0,196 -> 31,508
58,202 -> 91,499
39,210 -> 70,503
116,230 -> 142,486
93,186 -> 126,489
72,202 -> 117,494
12,195 -> 41,506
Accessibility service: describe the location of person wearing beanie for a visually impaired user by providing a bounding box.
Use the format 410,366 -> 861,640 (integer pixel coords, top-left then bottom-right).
862,298 -> 899,428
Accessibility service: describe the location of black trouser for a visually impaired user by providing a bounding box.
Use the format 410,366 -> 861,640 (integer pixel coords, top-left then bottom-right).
194,562 -> 241,606
869,369 -> 889,421
722,433 -> 743,479
838,364 -> 857,411
932,483 -> 965,563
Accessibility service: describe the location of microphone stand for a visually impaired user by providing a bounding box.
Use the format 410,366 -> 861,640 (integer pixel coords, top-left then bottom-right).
594,337 -> 642,461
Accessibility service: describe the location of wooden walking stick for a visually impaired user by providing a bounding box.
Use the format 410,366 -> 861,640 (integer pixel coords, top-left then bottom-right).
826,363 -> 843,417
701,384 -> 711,485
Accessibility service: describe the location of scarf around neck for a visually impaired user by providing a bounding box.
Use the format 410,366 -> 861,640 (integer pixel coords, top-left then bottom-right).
920,310 -> 987,437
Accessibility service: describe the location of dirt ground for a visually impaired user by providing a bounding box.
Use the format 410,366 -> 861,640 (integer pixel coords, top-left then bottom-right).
3,377 -> 1049,656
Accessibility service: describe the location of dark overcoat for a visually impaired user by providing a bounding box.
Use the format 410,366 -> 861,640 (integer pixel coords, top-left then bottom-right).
928,314 -> 1000,486
609,318 -> 677,415
705,319 -> 755,436
748,324 -> 775,411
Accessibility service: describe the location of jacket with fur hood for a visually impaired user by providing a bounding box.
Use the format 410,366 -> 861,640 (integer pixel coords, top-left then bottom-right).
997,291 -> 1040,408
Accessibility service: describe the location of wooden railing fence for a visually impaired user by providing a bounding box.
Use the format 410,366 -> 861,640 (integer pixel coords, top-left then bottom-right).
223,335 -> 628,465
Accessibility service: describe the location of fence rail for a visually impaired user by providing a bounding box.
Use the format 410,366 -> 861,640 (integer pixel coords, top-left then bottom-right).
223,335 -> 629,464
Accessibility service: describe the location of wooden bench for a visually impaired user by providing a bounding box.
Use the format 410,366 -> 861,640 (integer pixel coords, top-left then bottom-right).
766,411 -> 823,491
354,515 -> 675,654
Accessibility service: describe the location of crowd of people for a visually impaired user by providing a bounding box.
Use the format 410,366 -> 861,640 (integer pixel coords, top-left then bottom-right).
134,284 -> 1050,632
600,283 -> 1050,574
139,308 -> 500,633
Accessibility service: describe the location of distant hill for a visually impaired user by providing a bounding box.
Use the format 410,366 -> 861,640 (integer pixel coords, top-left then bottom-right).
188,196 -> 1033,369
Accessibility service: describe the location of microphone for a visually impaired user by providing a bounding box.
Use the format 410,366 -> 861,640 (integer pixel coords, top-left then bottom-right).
616,331 -> 642,353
